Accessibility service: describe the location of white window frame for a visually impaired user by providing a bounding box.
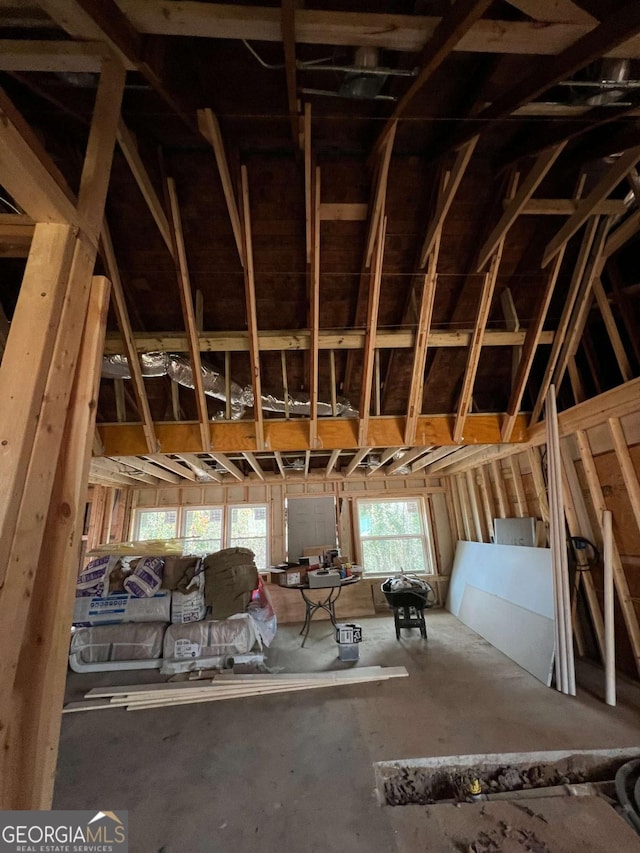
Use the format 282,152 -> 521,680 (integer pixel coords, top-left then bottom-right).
354,496 -> 435,578
131,504 -> 269,568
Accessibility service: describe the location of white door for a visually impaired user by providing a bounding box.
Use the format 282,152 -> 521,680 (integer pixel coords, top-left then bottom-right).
286,496 -> 337,561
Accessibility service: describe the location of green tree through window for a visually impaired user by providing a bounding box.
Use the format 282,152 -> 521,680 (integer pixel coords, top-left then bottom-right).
357,499 -> 431,576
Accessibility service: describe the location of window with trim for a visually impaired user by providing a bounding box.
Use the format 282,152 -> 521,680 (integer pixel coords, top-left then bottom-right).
132,505 -> 269,568
356,498 -> 433,576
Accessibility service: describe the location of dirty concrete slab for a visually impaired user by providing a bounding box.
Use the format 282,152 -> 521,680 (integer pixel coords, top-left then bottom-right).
55,612 -> 640,852
387,796 -> 640,853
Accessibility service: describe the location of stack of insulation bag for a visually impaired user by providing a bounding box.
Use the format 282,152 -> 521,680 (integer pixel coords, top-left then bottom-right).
70,548 -> 276,673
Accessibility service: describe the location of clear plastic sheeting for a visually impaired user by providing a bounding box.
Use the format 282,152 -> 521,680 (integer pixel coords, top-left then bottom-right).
101,352 -> 358,419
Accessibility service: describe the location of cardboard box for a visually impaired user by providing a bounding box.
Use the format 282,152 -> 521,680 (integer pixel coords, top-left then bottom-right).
278,568 -> 305,587
73,591 -> 171,626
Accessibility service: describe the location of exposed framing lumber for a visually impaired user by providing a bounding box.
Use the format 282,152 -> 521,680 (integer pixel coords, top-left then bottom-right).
368,446 -> 403,476
426,445 -> 489,474
509,455 -> 528,517
527,447 -> 549,524
420,139 -> 477,267
114,377 -> 126,422
309,166 -> 321,449
603,208 -> 640,258
175,453 -> 222,482
491,460 -> 509,517
411,446 -> 456,472
103,327 -> 554,356
92,457 -> 159,486
102,223 -> 158,453
304,449 -> 311,478
209,452 -> 244,482
519,198 -> 626,215
325,448 -> 341,477
281,351 -> 290,419
502,248 -> 565,441
575,429 -> 640,677
240,165 -> 265,451
329,349 -> 337,417
466,469 -> 485,541
543,146 -> 640,267
344,447 -> 371,478
567,355 -> 586,403
0,39 -> 114,73
281,0 -> 299,150
359,214 -> 386,446
384,446 -> 431,476
448,476 -> 464,541
478,465 -> 496,534
110,457 -> 182,484
224,351 -> 232,421
319,203 -> 367,221
592,278 -> 632,381
4,276 -> 110,809
197,108 -> 244,265
477,142 -> 567,271
142,454 -> 197,482
243,452 -> 265,481
504,0 -> 596,24
365,122 -> 396,268
608,417 -> 640,535
374,0 -> 493,154
456,474 -> 474,540
167,177 -> 211,452
608,260 -> 640,368
529,216 -> 599,425
304,103 -> 311,264
274,451 -> 286,479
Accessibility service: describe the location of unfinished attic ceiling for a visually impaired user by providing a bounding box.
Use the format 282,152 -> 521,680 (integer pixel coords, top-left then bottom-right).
0,0 -> 640,485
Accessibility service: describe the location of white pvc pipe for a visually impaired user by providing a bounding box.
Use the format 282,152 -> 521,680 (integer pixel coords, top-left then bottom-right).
603,509 -> 616,706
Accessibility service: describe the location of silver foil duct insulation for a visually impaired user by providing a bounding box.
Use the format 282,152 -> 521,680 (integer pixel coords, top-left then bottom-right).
101,353 -> 358,419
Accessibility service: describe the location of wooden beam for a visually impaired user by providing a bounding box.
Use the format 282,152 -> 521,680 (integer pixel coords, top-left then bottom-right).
92,457 -> 160,486
175,453 -> 222,482
456,474 -> 474,540
309,166 -> 321,449
543,146 -> 640,267
116,119 -> 174,257
478,465 -> 496,533
466,469 -> 486,541
117,2 -> 640,58
304,449 -> 311,477
281,0 -> 299,149
384,446 -> 431,476
575,428 -> 640,677
608,417 -> 640,535
490,460 -> 510,517
476,142 -> 567,271
509,455 -> 528,517
274,451 -> 287,479
0,39 -> 114,73
329,349 -> 337,417
319,203 -> 368,221
501,248 -> 565,441
365,122 -> 396,268
420,138 -> 477,267
592,277 -> 633,381
0,87 -> 80,227
411,446 -> 457,472
197,109 -> 244,266
304,102 -> 311,264
344,447 -> 371,478
504,0 -> 596,24
209,452 -> 244,481
142,454 -> 197,481
518,198 -> 627,215
114,377 -> 126,422
529,216 -> 599,425
101,223 -> 158,453
167,178 -> 211,452
3,276 -> 110,808
426,445 -> 490,474
367,446 -> 402,476
359,215 -> 386,446
110,456 -> 182,483
325,448 -> 341,477
103,327 -> 555,355
603,208 -> 640,258
243,452 -> 265,481
240,166 -> 265,451
373,0 -> 493,154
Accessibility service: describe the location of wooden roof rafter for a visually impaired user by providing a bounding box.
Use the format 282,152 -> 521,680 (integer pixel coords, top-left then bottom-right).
208,452 -> 244,482
309,166 -> 321,450
358,214 -> 386,447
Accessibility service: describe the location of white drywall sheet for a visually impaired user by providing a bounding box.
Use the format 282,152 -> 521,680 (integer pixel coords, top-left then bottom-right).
447,541 -> 555,685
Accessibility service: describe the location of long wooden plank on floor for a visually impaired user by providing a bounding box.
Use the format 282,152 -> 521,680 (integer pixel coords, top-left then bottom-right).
101,222 -> 158,453
167,177 -> 211,452
6,276 -> 110,809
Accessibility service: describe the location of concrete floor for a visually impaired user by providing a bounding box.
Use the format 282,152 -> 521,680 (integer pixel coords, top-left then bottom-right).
56,611 -> 640,852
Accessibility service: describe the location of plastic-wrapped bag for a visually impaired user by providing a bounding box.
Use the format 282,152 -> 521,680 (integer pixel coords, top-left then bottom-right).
247,577 -> 277,647
76,555 -> 120,597
123,556 -> 164,597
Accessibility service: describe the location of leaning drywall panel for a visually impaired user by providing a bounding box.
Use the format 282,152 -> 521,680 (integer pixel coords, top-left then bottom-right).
447,540 -> 554,685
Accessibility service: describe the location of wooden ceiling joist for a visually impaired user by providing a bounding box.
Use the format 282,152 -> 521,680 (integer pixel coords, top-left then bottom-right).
325,448 -> 341,477
91,457 -> 159,486
0,40 -> 112,73
97,413 -> 529,456
175,453 -> 223,482
109,456 -> 182,484
309,166 -> 321,450
519,198 -> 627,216
101,222 -> 158,453
208,452 -> 244,482
142,454 -> 197,482
542,145 -> 640,267
303,103 -> 311,264
603,208 -> 640,258
426,445 -> 490,475
116,119 -> 174,258
366,446 -> 403,477
344,447 -> 372,478
358,215 -> 386,446
280,0 -> 299,150
274,451 -> 286,479
243,452 -> 265,481
240,165 -> 265,451
411,446 -> 457,472
530,215 -> 599,425
504,0 -> 596,24
476,142 -> 567,271
419,137 -> 477,268
197,109 -> 244,266
383,446 -> 431,476
167,177 -> 211,452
